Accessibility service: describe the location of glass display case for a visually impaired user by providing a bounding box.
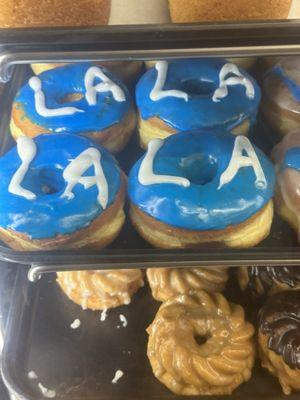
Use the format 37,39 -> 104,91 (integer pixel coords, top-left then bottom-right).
1,1 -> 300,399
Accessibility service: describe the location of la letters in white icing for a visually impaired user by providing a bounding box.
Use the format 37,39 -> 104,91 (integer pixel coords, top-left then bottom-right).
8,137 -> 109,209
29,66 -> 126,118
149,61 -> 255,103
138,136 -> 267,190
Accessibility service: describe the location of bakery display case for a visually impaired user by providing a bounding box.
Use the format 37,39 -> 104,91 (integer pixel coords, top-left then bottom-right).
1,1 -> 300,400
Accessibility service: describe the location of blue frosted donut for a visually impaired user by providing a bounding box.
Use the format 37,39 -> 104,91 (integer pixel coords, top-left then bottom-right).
136,59 -> 261,137
11,63 -> 134,153
0,134 -> 122,241
128,130 -> 275,231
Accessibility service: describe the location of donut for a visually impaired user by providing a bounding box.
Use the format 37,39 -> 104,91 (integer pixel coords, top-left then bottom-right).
0,134 -> 126,251
136,59 -> 260,148
57,269 -> 144,311
128,130 -> 275,249
0,0 -> 111,28
10,63 -> 136,153
31,61 -> 144,87
168,0 -> 292,22
262,57 -> 300,136
147,291 -> 255,395
258,290 -> 300,395
147,267 -> 228,301
238,266 -> 300,297
272,131 -> 300,239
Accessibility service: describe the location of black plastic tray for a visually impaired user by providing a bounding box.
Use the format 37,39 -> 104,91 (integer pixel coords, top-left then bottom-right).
2,266 -> 300,400
1,64 -> 300,272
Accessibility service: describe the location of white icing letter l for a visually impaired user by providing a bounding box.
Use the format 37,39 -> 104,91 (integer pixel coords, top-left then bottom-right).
138,139 -> 190,187
218,136 -> 267,190
61,148 -> 109,209
9,136 -> 37,200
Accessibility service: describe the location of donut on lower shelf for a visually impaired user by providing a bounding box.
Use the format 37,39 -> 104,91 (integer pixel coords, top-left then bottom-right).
262,57 -> 300,136
128,130 -> 275,249
57,269 -> 144,310
0,134 -> 126,251
147,267 -> 228,301
238,266 -> 300,297
31,61 -> 144,87
11,63 -> 136,153
147,291 -> 255,395
258,290 -> 300,395
136,59 -> 261,148
272,131 -> 300,241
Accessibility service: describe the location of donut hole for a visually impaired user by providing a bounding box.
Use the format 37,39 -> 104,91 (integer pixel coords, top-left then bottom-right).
58,93 -> 84,104
24,168 -> 66,196
180,154 -> 218,185
194,335 -> 208,346
179,79 -> 215,96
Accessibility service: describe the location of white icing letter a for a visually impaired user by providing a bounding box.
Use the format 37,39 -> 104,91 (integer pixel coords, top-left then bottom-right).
218,136 -> 267,190
9,136 -> 37,200
138,139 -> 190,187
61,148 -> 109,209
84,66 -> 126,106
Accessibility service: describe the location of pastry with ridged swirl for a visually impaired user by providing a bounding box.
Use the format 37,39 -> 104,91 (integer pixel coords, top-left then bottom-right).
238,266 -> 300,297
258,290 -> 300,395
147,267 -> 228,301
147,291 -> 255,395
57,269 -> 144,311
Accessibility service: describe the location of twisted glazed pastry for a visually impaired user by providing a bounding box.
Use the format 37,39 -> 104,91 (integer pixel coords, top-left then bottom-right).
147,267 -> 228,301
258,290 -> 300,394
57,269 -> 144,310
147,291 -> 255,395
238,266 -> 300,297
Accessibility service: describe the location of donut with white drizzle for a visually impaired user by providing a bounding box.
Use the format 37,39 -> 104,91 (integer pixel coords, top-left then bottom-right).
0,134 -> 126,250
128,129 -> 275,249
136,59 -> 261,148
10,63 -> 136,153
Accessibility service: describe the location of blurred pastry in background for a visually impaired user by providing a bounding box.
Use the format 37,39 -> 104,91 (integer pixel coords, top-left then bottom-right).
0,0 -> 111,28
0,134 -> 126,250
11,63 -> 135,153
57,269 -> 144,310
147,291 -> 255,395
31,61 -> 144,87
109,0 -> 170,24
147,267 -> 228,301
168,0 -> 292,22
262,57 -> 300,136
238,266 -> 300,297
258,290 -> 300,395
272,131 -> 300,241
136,59 -> 261,147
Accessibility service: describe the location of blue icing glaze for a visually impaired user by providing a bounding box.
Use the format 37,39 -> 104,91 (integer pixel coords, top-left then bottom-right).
0,134 -> 121,239
128,130 -> 275,231
15,63 -> 131,134
271,65 -> 300,102
284,147 -> 300,171
136,59 -> 261,132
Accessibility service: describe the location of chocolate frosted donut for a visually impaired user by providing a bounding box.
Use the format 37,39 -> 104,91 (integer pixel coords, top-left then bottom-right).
258,290 -> 300,394
238,266 -> 300,297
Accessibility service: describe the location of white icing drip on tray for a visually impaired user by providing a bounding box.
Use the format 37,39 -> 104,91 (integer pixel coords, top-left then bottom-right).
150,61 -> 188,102
70,319 -> 81,329
8,136 -> 37,200
138,139 -> 190,187
112,369 -> 124,384
212,63 -> 255,103
38,383 -> 56,398
85,66 -> 125,106
100,308 -> 108,322
119,314 -> 128,327
61,147 -> 108,209
28,371 -> 38,380
29,77 -> 83,117
218,136 -> 267,190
